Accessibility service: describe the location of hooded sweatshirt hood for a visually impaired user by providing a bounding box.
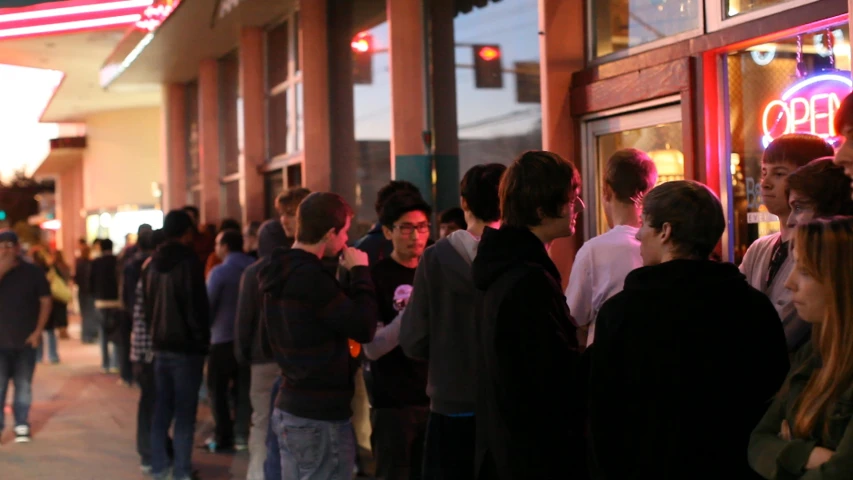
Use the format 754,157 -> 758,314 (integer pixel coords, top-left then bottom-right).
153,241 -> 197,272
472,225 -> 561,291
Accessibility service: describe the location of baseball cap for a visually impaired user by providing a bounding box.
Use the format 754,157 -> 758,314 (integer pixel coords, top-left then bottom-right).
0,229 -> 19,245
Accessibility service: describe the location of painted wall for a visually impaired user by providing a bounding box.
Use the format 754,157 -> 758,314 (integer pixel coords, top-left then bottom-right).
82,107 -> 162,211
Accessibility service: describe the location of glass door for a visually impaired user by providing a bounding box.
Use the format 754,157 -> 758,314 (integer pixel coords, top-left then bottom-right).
582,103 -> 685,238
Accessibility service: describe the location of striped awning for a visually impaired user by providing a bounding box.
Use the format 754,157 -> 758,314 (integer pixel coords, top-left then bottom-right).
0,0 -> 65,8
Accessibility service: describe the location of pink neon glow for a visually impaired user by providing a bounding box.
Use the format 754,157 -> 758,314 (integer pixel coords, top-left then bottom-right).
0,13 -> 141,39
760,73 -> 853,148
0,0 -> 152,24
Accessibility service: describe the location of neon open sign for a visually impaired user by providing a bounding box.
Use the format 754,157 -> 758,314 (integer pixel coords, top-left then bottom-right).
761,73 -> 852,148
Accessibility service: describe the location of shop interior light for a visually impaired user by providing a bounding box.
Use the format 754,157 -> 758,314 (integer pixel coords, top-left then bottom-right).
41,219 -> 61,230
0,0 -> 153,24
0,13 -> 141,39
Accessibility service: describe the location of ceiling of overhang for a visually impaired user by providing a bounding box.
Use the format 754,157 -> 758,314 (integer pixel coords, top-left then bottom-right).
0,28 -> 161,122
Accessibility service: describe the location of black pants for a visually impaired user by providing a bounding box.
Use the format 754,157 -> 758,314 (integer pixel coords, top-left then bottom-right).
136,361 -> 173,466
422,412 -> 476,480
118,311 -> 133,384
371,406 -> 429,480
207,341 -> 251,445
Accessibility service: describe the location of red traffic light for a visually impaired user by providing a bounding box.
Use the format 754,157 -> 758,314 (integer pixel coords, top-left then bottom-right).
351,32 -> 372,53
478,46 -> 500,62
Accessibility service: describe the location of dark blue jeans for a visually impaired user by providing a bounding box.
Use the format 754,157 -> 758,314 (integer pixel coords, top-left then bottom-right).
264,376 -> 283,480
151,352 -> 205,479
0,347 -> 37,431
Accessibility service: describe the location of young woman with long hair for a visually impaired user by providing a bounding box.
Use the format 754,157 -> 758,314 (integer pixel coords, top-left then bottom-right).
749,216 -> 853,478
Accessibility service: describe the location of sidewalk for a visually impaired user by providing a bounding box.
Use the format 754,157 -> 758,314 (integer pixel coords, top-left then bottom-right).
0,322 -> 248,480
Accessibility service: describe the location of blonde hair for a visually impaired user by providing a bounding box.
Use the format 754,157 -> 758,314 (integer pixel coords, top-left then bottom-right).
790,216 -> 853,440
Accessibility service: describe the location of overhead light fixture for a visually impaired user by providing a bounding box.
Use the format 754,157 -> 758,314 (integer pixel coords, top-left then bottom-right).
0,0 -> 153,24
0,13 -> 141,39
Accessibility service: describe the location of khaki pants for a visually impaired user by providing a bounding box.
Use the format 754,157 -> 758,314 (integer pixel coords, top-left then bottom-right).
248,363 -> 279,480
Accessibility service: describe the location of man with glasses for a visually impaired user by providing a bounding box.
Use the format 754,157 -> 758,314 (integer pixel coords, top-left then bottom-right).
361,192 -> 432,480
0,230 -> 52,444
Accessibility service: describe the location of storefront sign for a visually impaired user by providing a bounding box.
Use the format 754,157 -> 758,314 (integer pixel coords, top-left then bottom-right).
761,73 -> 852,148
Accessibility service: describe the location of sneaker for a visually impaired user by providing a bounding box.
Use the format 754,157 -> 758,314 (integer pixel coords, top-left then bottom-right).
234,437 -> 248,451
139,464 -> 152,474
14,425 -> 30,443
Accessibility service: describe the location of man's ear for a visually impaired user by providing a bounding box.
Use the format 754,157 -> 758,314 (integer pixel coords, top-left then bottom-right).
461,197 -> 469,211
659,222 -> 673,244
602,183 -> 613,202
382,225 -> 393,241
321,227 -> 336,244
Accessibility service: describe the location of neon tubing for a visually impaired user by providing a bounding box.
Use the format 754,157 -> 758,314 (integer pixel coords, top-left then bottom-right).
0,0 -> 152,24
0,13 -> 141,38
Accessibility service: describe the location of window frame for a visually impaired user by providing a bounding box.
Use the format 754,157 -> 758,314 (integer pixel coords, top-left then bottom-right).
705,0 -> 823,32
586,0 -> 706,64
264,9 -> 303,164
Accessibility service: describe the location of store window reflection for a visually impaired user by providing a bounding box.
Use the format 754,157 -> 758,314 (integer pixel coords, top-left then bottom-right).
352,8 -> 391,237
590,0 -> 701,58
726,25 -> 851,263
594,122 -> 683,234
454,0 -> 541,175
725,0 -> 815,18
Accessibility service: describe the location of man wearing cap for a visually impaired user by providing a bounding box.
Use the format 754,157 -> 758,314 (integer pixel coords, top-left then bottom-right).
0,229 -> 52,443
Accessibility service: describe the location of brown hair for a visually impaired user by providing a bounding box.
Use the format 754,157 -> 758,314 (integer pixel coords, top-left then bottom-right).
499,150 -> 581,228
296,192 -> 353,244
276,187 -> 312,214
789,217 -> 853,441
642,180 -> 725,259
604,149 -> 658,205
835,92 -> 853,136
787,158 -> 853,217
762,134 -> 834,167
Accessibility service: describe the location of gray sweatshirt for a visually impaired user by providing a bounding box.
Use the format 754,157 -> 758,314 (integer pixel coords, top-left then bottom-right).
399,229 -> 481,415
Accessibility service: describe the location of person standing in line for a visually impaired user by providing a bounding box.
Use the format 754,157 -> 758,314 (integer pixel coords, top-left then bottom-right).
400,163 -> 506,480
90,238 -> 122,376
471,151 -> 587,479
830,92 -> 853,193
143,211 -> 210,480
566,149 -> 657,347
437,207 -> 467,239
259,192 -> 379,480
204,229 -> 255,452
354,181 -> 424,265
0,230 -> 51,443
74,241 -> 98,344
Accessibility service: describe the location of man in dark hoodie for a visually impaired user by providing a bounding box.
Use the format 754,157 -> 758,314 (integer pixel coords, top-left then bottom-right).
588,181 -> 789,480
471,150 -> 586,480
400,163 -> 505,480
143,209 -> 210,480
234,218 -> 289,480
260,192 -> 379,479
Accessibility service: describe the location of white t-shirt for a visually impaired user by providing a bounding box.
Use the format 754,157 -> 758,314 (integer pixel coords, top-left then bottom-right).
565,225 -> 643,346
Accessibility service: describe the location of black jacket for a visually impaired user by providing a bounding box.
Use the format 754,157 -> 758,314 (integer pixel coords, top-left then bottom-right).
589,259 -> 789,480
90,254 -> 119,302
471,226 -> 586,480
143,241 -> 209,355
235,256 -> 274,365
260,247 -> 378,421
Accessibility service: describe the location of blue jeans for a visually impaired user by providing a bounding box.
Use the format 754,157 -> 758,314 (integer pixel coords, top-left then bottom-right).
264,376 -> 283,480
151,352 -> 205,479
36,329 -> 59,363
271,408 -> 356,480
0,347 -> 37,431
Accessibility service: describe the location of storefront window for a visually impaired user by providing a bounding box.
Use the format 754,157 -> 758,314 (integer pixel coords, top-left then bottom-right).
590,0 -> 702,59
725,25 -> 851,263
593,122 -> 684,233
85,209 -> 164,252
219,51 -> 240,176
455,0 -> 542,174
724,0 -> 817,19
266,13 -> 302,160
264,170 -> 283,219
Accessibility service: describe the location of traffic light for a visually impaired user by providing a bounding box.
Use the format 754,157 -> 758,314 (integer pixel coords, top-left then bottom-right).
473,44 -> 503,89
352,32 -> 373,85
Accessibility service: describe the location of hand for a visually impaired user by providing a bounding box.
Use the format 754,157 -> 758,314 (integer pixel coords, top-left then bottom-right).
806,446 -> 834,470
779,420 -> 792,441
25,330 -> 42,348
340,247 -> 369,270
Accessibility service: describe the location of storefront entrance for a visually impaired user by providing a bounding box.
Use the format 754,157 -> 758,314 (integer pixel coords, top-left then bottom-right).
581,101 -> 685,238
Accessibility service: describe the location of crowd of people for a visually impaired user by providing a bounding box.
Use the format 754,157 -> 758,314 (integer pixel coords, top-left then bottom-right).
4,96 -> 853,480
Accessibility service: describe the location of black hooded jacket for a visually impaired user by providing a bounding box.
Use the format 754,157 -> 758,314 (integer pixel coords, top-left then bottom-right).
588,259 -> 789,480
471,225 -> 586,480
259,247 -> 378,421
143,241 -> 210,355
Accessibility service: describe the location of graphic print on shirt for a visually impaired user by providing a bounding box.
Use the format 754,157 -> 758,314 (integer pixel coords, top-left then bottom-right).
393,284 -> 413,312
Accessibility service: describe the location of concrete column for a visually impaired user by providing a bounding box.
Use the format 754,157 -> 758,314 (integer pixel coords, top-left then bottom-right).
198,59 -> 221,226
161,83 -> 187,212
58,162 -> 85,261
239,27 -> 266,224
388,0 -> 431,199
540,0 -> 585,290
301,0 -> 332,193
430,0 -> 459,214
327,0 -> 357,208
